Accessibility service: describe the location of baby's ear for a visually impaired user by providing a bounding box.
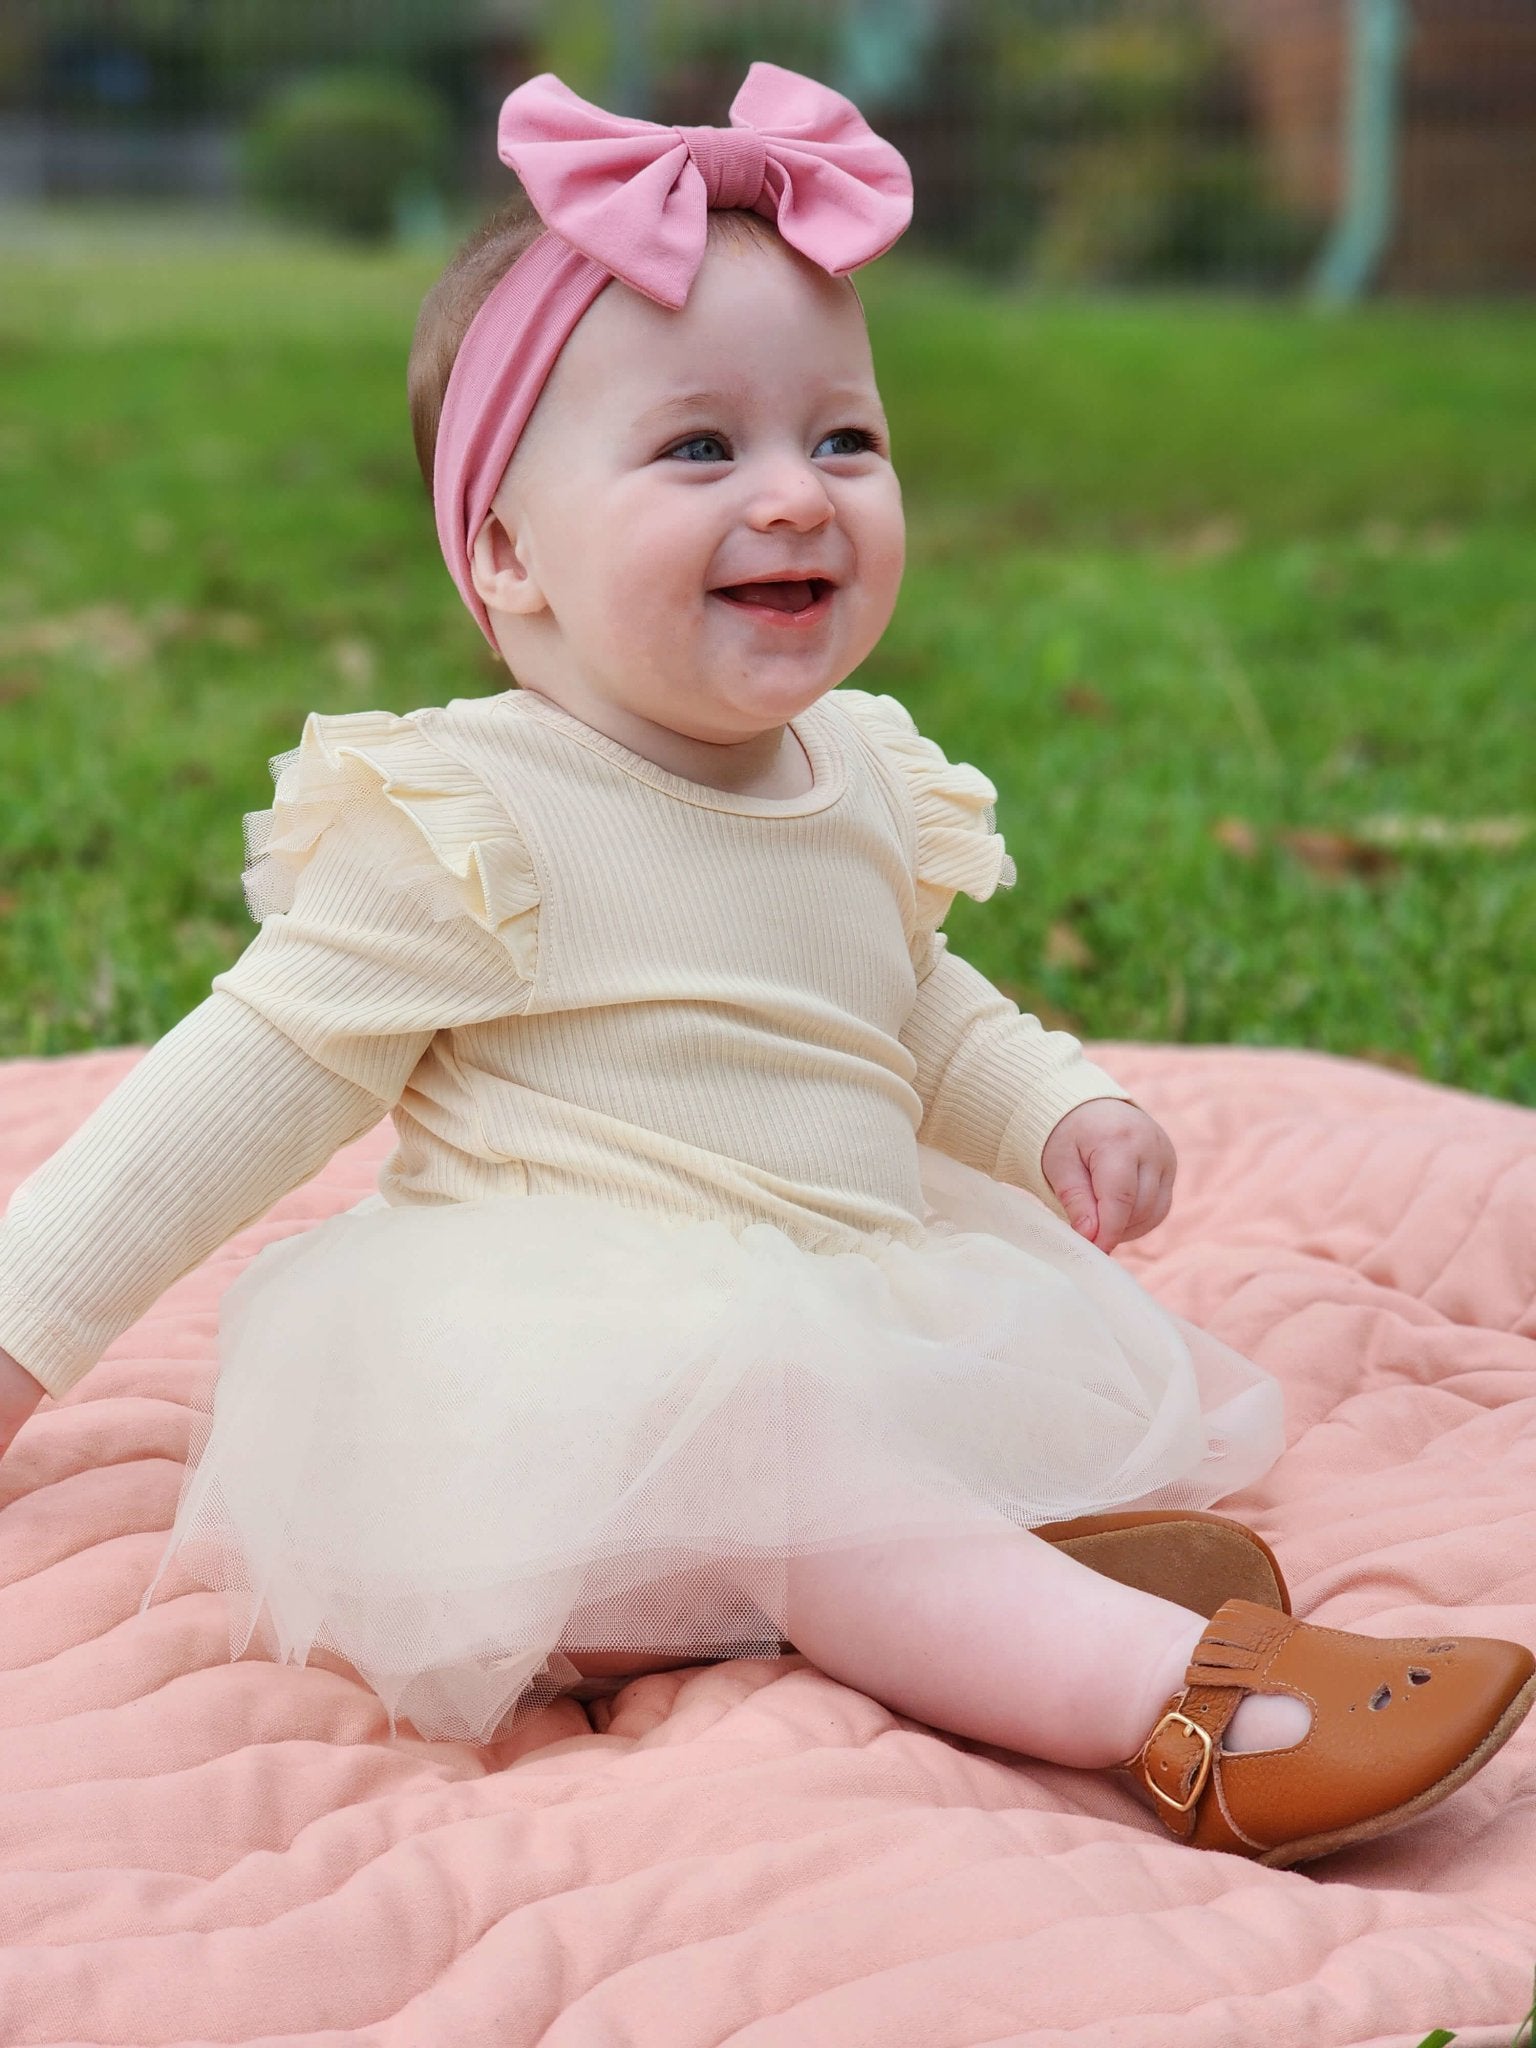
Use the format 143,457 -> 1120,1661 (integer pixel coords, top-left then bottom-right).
470,505 -> 549,617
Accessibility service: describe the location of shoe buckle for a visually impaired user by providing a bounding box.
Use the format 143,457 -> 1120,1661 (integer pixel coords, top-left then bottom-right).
1144,1709 -> 1214,1814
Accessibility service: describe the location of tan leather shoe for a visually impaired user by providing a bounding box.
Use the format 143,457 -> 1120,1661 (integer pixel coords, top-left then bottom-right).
1122,1598 -> 1536,1868
1037,1510 -> 1290,1617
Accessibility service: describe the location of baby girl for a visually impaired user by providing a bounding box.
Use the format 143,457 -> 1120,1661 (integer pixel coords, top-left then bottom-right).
0,62 -> 1529,1870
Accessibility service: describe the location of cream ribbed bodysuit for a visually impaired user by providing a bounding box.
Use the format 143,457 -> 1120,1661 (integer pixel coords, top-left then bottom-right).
0,684 -> 1133,1402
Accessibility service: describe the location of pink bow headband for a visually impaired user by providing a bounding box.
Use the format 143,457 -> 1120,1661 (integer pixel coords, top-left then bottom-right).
431,61 -> 914,650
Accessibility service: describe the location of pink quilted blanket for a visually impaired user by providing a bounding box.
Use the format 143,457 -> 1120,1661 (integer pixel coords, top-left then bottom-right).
1,1042 -> 1532,2047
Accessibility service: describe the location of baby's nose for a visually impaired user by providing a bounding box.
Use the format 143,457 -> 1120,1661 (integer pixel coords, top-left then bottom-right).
748,456 -> 835,529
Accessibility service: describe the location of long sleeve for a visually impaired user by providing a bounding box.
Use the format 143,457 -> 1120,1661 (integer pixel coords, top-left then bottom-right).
0,996 -> 406,1402
900,929 -> 1134,1218
833,688 -> 1137,1219
0,759 -> 534,1404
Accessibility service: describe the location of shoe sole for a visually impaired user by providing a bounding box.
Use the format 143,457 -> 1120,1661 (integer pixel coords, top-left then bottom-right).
1042,1512 -> 1290,1618
1255,1667 -> 1536,1869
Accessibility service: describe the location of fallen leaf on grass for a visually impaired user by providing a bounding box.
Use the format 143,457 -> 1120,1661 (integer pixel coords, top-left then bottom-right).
0,604 -> 154,668
1044,921 -> 1097,972
1356,812 -> 1530,850
330,636 -> 376,687
1162,515 -> 1245,563
196,609 -> 263,649
0,666 -> 41,704
1058,682 -> 1114,721
1277,828 -> 1403,880
1212,816 -> 1261,858
142,605 -> 264,650
1351,1046 -> 1425,1077
0,603 -> 264,667
1213,816 -> 1408,879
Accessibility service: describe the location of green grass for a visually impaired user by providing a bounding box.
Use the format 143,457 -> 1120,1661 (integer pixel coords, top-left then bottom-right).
1,206 -> 1532,1103
1415,1968 -> 1536,2047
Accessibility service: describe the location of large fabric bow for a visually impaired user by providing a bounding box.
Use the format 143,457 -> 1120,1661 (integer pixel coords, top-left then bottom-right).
497,61 -> 913,308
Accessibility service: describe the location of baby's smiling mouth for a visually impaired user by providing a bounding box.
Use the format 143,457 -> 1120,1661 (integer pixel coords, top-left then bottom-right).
709,575 -> 837,620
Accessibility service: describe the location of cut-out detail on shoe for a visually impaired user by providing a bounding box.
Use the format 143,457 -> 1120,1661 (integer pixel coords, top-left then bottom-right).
1130,1597 -> 1536,1868
1426,1642 -> 1456,1655
1407,1666 -> 1432,1685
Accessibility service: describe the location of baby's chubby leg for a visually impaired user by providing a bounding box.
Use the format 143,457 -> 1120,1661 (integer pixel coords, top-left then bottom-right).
549,1499 -> 1309,1763
746,1512 -> 1310,1768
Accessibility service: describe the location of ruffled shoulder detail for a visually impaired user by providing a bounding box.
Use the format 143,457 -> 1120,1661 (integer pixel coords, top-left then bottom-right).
831,688 -> 1018,935
240,707 -> 540,980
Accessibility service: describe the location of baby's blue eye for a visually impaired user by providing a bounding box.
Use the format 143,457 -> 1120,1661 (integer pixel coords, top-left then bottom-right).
815,428 -> 873,457
669,434 -> 729,463
663,426 -> 877,464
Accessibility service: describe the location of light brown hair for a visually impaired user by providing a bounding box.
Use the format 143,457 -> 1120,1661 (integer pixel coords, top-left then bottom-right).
407,197 -> 784,499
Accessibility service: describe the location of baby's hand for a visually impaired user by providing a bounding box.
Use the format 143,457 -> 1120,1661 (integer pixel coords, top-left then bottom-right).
0,1345 -> 45,1464
1039,1099 -> 1176,1253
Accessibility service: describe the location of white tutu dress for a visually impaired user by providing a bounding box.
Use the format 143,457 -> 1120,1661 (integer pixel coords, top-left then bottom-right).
133,684 -> 1285,1744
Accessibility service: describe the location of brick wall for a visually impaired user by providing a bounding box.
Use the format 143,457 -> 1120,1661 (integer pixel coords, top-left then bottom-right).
1224,0 -> 1536,293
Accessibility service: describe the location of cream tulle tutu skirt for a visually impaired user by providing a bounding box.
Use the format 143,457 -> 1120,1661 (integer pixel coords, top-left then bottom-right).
139,1144 -> 1285,1745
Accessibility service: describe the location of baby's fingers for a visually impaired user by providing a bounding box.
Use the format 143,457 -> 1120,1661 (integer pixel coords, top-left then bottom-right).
1086,1148 -> 1139,1252
1115,1159 -> 1174,1246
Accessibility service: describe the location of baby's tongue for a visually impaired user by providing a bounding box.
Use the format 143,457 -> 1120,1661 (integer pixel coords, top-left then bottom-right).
719,579 -> 814,613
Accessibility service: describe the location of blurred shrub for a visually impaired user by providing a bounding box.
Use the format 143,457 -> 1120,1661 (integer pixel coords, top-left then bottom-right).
923,0 -> 1322,288
637,0 -> 845,131
242,69 -> 450,242
1032,140 -> 1319,287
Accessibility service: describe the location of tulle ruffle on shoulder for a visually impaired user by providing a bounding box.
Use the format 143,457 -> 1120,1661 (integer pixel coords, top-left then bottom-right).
240,708 -> 540,980
830,688 -> 1018,961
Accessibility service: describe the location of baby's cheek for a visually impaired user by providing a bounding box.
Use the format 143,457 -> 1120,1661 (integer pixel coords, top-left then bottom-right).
861,490 -> 906,595
599,574 -> 693,687
853,533 -> 905,645
593,548 -> 663,632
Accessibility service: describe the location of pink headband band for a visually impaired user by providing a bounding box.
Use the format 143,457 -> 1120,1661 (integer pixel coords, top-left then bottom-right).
431,61 -> 914,651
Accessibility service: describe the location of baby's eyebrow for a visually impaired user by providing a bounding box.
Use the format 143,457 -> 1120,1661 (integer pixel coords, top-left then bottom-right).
635,390 -> 736,431
634,385 -> 884,432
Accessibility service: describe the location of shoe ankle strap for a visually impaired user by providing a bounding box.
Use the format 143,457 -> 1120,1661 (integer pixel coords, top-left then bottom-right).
1133,1601 -> 1293,1838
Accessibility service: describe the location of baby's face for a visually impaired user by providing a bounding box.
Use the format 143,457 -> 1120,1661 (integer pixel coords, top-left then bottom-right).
474,229 -> 905,741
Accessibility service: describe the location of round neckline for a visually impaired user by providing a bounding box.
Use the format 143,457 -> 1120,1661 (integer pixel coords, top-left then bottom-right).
495,688 -> 848,817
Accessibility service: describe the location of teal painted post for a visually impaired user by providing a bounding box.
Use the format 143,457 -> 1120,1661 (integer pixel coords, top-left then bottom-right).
1310,0 -> 1407,306
608,0 -> 654,119
835,0 -> 944,107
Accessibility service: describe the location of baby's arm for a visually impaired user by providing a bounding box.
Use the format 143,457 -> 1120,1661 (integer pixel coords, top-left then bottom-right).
0,991 -> 413,1411
900,928 -> 1134,1220
0,797 -> 529,1413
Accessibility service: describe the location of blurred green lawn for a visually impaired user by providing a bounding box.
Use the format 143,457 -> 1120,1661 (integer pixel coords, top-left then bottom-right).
1,211 -> 1532,1103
